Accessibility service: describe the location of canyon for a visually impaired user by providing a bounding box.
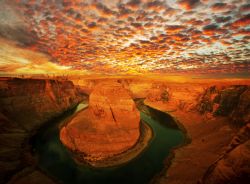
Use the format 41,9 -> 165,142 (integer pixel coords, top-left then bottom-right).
1,1 -> 249,183
0,76 -> 249,184
143,83 -> 250,184
60,82 -> 152,167
73,76 -> 250,184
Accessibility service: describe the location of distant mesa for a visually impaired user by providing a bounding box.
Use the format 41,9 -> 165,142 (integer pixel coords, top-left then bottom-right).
60,82 -> 144,166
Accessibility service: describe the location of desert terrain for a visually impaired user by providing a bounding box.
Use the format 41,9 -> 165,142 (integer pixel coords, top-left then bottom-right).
0,76 -> 249,184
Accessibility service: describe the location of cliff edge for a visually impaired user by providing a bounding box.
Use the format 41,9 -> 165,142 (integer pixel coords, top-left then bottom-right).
0,78 -> 84,184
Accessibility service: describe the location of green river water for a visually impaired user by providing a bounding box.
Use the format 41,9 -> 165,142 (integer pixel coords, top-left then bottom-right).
33,103 -> 184,184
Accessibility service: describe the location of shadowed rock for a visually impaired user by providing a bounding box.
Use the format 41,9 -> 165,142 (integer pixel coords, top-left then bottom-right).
197,85 -> 249,125
201,124 -> 250,184
0,78 -> 84,184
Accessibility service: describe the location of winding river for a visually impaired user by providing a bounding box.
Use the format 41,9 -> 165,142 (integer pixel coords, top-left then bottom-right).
32,103 -> 184,184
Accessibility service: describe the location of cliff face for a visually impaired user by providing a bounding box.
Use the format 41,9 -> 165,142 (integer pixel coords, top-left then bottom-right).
201,123 -> 250,184
144,83 -> 205,112
60,82 -> 140,162
72,78 -> 152,98
144,83 -> 249,125
141,82 -> 250,184
0,78 -> 84,184
185,85 -> 250,184
197,85 -> 250,125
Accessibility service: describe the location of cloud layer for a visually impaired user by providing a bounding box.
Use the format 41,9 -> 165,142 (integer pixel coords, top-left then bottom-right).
0,0 -> 249,75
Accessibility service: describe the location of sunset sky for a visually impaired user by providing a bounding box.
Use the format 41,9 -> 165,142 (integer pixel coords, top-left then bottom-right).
0,0 -> 249,75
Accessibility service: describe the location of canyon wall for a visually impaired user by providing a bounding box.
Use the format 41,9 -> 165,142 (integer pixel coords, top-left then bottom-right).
72,78 -> 153,98
0,78 -> 84,184
198,86 -> 250,184
143,82 -> 250,125
143,83 -> 250,184
144,83 -> 205,112
201,123 -> 250,184
197,85 -> 250,125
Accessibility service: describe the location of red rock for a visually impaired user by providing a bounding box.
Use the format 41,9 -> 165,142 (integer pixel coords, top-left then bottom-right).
197,85 -> 250,125
0,78 -> 84,183
201,126 -> 250,184
60,82 -> 140,161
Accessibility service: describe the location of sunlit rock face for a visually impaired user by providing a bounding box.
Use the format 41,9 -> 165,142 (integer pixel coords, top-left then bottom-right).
144,83 -> 205,112
72,78 -> 153,98
60,82 -> 140,161
146,83 -> 169,103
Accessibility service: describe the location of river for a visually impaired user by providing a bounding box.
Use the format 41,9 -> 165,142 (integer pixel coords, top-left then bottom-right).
32,103 -> 184,184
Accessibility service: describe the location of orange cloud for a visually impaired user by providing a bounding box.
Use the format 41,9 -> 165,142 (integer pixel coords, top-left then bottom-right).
232,14 -> 250,27
178,0 -> 201,10
0,0 -> 249,75
166,25 -> 186,33
211,3 -> 235,12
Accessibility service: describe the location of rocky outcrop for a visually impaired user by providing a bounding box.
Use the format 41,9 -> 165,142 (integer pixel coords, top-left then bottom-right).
60,82 -> 140,164
146,83 -> 169,103
201,123 -> 250,184
197,85 -> 250,125
195,85 -> 250,183
141,83 -> 250,184
0,78 -> 84,184
230,88 -> 250,126
72,77 -> 153,98
144,83 -> 205,112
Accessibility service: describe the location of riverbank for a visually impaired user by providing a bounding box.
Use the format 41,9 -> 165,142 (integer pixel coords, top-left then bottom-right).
134,99 -> 190,184
144,101 -> 236,184
67,120 -> 153,168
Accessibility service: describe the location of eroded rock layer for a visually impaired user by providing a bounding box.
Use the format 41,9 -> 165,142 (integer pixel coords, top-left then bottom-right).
60,82 -> 140,162
0,78 -> 84,184
135,82 -> 250,184
197,85 -> 250,125
201,123 -> 250,184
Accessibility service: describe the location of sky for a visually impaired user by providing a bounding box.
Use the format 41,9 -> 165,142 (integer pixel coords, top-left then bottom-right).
0,0 -> 249,75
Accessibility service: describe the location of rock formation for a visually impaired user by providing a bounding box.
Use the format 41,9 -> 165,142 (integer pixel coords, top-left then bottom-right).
0,78 -> 84,184
140,81 -> 250,184
201,123 -> 250,184
144,83 -> 205,112
60,82 -> 140,163
1,76 -> 249,184
197,85 -> 250,125
146,83 -> 169,103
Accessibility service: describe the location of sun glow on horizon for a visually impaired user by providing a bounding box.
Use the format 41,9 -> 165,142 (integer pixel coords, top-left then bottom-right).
0,0 -> 249,76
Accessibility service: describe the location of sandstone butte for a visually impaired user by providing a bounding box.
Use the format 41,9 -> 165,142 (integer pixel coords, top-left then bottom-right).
60,82 -> 141,164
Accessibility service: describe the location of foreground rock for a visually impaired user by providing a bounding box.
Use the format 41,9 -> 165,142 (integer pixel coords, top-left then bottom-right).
60,82 -> 143,166
201,123 -> 250,184
0,77 -> 84,184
